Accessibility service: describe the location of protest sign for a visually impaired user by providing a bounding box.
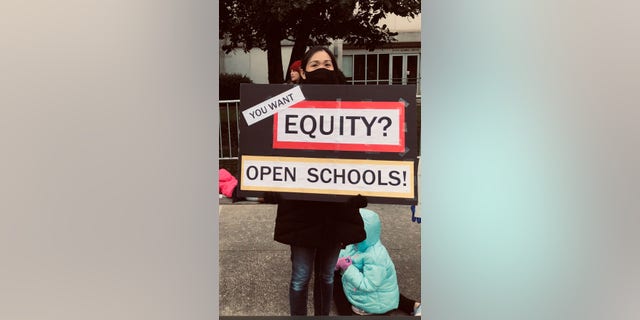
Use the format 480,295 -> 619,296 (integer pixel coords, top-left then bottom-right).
242,86 -> 305,126
241,155 -> 414,199
273,100 -> 405,152
237,83 -> 418,204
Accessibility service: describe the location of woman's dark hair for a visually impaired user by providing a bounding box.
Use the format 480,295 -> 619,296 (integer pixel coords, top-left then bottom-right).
301,46 -> 340,72
301,46 -> 347,84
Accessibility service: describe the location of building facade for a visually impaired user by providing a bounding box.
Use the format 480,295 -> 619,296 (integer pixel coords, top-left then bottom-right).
220,14 -> 421,94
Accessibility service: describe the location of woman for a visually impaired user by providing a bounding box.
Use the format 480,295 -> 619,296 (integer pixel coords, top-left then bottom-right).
287,60 -> 302,84
299,47 -> 347,85
267,46 -> 366,316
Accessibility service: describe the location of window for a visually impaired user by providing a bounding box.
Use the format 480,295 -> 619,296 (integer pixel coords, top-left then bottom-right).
378,54 -> 389,84
342,56 -> 353,79
342,52 -> 420,93
392,56 -> 403,85
366,54 -> 378,85
353,55 -> 365,84
407,55 -> 418,85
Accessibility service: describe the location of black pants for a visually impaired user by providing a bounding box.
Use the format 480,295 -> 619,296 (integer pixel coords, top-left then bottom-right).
333,271 -> 417,315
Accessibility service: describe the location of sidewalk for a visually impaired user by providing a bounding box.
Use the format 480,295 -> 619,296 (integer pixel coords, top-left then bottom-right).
219,200 -> 421,316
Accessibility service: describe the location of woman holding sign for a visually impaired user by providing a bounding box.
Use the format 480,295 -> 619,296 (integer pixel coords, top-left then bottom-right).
299,47 -> 347,85
266,46 -> 367,316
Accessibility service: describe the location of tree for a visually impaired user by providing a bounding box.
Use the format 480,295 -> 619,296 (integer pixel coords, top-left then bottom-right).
220,0 -> 421,84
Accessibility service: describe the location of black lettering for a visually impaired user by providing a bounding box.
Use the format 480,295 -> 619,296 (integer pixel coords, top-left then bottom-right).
260,166 -> 271,180
273,166 -> 283,181
347,169 -> 361,184
361,116 -> 377,136
246,166 -> 258,180
377,169 -> 388,186
378,117 -> 392,136
333,168 -> 346,184
253,107 -> 263,117
267,101 -> 278,110
346,116 -> 359,135
320,168 -> 332,183
388,170 -> 401,186
285,114 -> 298,134
362,170 -> 376,185
285,167 -> 296,182
307,168 -> 319,183
300,115 -> 317,138
319,115 -> 334,135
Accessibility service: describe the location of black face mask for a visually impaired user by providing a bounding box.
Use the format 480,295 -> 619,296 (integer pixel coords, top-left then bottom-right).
302,68 -> 343,84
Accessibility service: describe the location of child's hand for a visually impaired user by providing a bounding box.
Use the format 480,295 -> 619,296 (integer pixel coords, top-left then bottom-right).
335,256 -> 352,272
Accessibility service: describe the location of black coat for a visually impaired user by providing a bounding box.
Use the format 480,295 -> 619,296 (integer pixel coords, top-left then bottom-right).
269,195 -> 367,249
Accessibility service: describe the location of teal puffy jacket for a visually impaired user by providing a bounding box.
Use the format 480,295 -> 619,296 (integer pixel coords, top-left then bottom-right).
339,208 -> 399,314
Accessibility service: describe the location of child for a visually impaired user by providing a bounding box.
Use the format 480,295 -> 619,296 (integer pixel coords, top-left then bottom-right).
333,208 -> 422,316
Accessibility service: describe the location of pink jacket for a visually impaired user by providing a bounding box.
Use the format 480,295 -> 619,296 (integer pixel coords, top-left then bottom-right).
219,169 -> 238,198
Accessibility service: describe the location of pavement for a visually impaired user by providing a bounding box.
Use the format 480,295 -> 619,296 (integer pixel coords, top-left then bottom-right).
219,198 -> 421,316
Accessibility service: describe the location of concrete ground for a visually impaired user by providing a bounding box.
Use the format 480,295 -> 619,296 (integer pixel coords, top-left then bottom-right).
219,199 -> 421,316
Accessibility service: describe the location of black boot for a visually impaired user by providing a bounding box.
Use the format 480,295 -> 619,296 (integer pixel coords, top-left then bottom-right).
332,271 -> 354,315
313,278 -> 334,316
290,286 -> 308,316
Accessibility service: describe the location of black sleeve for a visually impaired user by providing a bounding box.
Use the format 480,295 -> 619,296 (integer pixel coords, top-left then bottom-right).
262,191 -> 279,204
347,194 -> 367,208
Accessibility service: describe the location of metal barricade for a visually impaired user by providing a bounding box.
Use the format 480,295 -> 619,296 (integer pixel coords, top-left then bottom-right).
219,99 -> 241,160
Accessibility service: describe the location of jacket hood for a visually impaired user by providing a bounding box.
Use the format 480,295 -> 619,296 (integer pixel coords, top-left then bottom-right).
356,208 -> 381,251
